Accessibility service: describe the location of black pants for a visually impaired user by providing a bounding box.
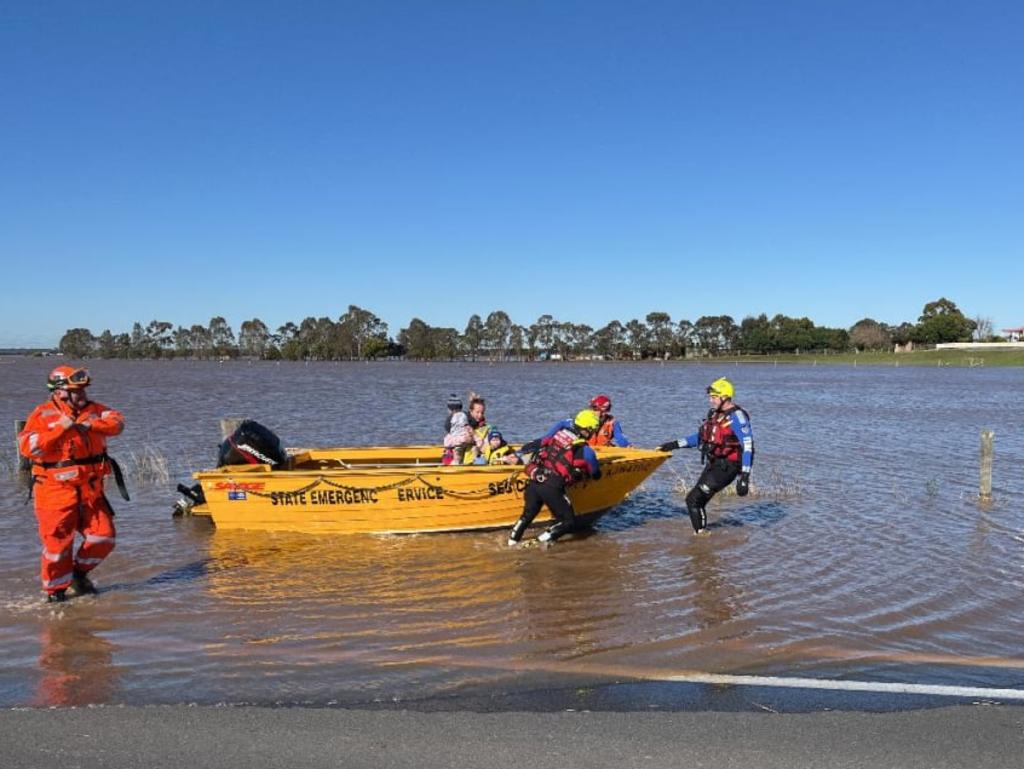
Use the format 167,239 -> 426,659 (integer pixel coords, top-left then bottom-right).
510,474 -> 576,542
684,458 -> 740,533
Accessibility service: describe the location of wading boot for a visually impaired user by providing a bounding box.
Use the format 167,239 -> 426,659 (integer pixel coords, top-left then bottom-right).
686,502 -> 707,534
508,518 -> 529,546
46,589 -> 67,603
69,570 -> 98,597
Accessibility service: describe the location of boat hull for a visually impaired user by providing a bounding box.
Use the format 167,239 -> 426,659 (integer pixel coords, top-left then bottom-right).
189,445 -> 667,535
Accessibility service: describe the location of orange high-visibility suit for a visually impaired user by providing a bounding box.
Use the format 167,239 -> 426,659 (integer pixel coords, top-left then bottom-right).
18,397 -> 125,595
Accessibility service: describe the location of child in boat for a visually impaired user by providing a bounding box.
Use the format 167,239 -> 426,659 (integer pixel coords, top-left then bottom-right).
442,395 -> 475,465
474,429 -> 521,465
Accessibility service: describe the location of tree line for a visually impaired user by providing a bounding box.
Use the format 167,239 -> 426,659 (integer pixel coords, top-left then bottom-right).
58,298 -> 984,361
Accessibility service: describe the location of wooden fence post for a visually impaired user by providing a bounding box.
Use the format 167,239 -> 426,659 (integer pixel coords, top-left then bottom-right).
15,420 -> 30,472
979,430 -> 994,501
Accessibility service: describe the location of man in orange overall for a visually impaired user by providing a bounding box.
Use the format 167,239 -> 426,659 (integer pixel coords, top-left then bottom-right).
18,366 -> 126,602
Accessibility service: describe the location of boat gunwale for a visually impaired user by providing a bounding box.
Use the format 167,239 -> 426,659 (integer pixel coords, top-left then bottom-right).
193,447 -> 663,481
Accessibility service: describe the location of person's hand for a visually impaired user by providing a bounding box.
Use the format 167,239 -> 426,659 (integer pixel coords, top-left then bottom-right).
57,414 -> 74,431
657,440 -> 680,452
736,472 -> 750,496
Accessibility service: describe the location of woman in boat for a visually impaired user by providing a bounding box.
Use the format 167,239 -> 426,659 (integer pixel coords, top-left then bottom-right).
464,393 -> 490,464
507,409 -> 602,546
657,377 -> 754,534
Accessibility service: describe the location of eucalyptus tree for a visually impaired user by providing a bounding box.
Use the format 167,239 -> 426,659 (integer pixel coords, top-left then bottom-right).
59,328 -> 96,358
550,322 -> 573,360
189,324 -> 212,359
431,327 -> 461,360
525,323 -> 540,360
238,318 -> 271,358
483,310 -> 512,361
208,316 -> 236,357
593,320 -> 626,359
693,315 -> 737,355
737,314 -> 773,354
399,318 -> 435,359
129,322 -> 146,358
508,324 -> 526,361
624,318 -> 649,359
646,312 -> 674,358
337,305 -> 389,359
531,314 -> 557,356
295,316 -> 333,360
913,297 -> 975,344
97,329 -> 120,358
568,323 -> 594,358
462,314 -> 483,361
145,320 -> 174,357
675,319 -> 695,356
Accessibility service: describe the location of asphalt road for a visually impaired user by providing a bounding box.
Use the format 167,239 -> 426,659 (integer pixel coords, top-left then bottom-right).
3,705 -> 1023,769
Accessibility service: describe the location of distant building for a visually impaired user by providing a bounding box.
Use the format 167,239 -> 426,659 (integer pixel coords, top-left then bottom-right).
1001,327 -> 1023,342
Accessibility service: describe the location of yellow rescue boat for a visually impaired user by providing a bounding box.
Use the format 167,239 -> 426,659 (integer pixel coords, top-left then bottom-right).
183,445 -> 668,535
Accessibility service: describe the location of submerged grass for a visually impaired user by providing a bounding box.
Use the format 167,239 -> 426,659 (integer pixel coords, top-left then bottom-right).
123,444 -> 171,485
1,443 -> 171,486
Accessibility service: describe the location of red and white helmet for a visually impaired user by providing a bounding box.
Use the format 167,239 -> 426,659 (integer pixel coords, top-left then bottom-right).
590,394 -> 612,413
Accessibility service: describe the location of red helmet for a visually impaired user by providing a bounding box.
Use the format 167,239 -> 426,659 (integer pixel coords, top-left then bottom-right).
590,394 -> 612,413
48,366 -> 90,391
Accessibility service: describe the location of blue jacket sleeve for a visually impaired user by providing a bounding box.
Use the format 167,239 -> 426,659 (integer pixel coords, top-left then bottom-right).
729,410 -> 754,472
681,432 -> 700,448
611,420 -> 631,447
543,419 -> 574,439
581,445 -> 602,479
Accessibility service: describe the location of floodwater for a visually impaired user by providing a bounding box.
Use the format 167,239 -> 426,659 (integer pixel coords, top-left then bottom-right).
1,357 -> 1022,710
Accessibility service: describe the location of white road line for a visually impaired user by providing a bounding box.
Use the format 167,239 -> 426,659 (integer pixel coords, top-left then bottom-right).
661,672 -> 1024,701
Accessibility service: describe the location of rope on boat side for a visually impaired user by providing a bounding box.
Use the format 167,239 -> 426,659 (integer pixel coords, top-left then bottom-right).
221,468 -> 524,500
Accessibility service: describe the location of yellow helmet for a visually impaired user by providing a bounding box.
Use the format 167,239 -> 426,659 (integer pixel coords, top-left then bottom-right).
573,409 -> 600,431
707,377 -> 734,399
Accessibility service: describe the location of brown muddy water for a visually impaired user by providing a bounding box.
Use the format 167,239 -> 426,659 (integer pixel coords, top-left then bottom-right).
1,358 -> 1022,710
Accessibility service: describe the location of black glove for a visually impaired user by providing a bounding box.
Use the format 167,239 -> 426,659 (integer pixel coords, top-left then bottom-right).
736,472 -> 750,496
657,440 -> 680,452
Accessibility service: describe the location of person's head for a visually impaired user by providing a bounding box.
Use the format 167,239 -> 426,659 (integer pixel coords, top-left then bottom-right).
468,396 -> 486,423
573,408 -> 600,439
706,377 -> 734,408
590,394 -> 612,415
446,394 -> 462,412
48,365 -> 91,409
487,429 -> 505,448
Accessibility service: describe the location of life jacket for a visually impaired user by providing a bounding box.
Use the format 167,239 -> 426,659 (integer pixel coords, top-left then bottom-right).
587,415 -> 617,447
484,443 -> 513,464
19,397 -> 128,499
462,422 -> 492,464
699,404 -> 749,464
526,428 -> 591,486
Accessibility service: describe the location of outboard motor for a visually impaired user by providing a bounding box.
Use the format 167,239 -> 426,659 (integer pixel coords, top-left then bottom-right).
172,482 -> 205,517
217,420 -> 289,468
173,420 -> 288,516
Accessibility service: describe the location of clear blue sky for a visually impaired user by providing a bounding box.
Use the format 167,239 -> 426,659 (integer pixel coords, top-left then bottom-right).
2,1 -> 1021,347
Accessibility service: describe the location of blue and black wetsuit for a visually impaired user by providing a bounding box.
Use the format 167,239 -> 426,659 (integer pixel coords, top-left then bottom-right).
678,406 -> 753,532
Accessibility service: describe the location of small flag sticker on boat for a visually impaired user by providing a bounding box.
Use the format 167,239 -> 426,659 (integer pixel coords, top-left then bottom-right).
228,491 -> 248,501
